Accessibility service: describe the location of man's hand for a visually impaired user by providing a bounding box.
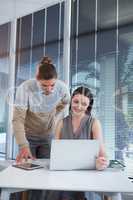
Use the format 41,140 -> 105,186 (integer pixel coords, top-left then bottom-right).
96,156 -> 109,170
56,103 -> 65,113
16,146 -> 35,163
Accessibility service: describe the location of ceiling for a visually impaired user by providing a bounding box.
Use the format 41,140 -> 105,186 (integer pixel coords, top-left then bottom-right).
1,0 -> 133,28
0,0 -> 62,25
1,0 -> 133,47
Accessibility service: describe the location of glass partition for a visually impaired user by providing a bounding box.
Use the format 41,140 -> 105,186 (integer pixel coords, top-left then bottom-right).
70,0 -> 133,176
0,23 -> 11,158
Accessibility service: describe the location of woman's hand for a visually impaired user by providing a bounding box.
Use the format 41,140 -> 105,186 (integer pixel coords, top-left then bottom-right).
16,146 -> 35,163
96,156 -> 109,170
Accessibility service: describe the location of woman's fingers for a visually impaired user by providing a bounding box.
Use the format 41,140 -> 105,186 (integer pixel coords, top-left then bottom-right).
96,156 -> 109,170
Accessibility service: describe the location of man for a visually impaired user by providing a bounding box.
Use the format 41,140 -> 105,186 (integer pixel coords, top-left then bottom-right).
12,56 -> 70,163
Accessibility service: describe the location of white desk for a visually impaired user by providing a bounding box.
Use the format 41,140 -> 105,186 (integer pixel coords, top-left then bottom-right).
0,160 -> 132,200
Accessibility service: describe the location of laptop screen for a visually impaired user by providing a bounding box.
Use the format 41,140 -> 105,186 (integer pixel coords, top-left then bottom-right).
50,139 -> 100,170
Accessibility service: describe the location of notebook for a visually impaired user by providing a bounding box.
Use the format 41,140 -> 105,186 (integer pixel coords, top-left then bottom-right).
50,139 -> 100,170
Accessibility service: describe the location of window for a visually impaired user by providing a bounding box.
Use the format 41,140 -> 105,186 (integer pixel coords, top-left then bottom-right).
70,0 -> 133,176
0,23 -> 11,158
15,2 -> 64,84
45,3 -> 64,79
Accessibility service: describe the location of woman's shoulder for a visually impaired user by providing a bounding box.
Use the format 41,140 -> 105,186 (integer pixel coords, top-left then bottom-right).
91,117 -> 102,137
92,116 -> 101,124
89,114 -> 99,123
90,115 -> 101,128
86,114 -> 101,131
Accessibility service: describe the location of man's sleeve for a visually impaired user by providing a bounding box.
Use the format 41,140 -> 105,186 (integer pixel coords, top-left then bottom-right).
56,82 -> 70,121
12,83 -> 29,148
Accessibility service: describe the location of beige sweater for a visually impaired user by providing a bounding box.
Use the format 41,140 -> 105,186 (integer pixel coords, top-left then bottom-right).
12,79 -> 70,148
12,106 -> 57,148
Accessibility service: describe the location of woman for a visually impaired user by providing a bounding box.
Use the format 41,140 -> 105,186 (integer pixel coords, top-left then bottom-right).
56,86 -> 108,170
55,86 -> 121,200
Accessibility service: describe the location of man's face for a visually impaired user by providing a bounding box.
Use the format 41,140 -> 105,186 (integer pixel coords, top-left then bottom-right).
38,79 -> 56,95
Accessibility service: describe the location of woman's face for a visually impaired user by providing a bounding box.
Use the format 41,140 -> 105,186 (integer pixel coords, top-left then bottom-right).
71,94 -> 90,116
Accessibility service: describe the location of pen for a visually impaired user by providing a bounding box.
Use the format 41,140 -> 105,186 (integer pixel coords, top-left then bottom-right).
111,160 -> 126,167
116,160 -> 126,167
128,177 -> 133,179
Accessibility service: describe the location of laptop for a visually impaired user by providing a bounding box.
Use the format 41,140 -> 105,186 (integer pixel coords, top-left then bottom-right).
50,139 -> 100,170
